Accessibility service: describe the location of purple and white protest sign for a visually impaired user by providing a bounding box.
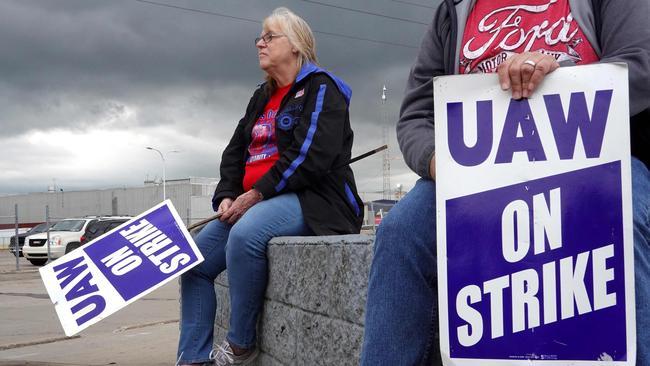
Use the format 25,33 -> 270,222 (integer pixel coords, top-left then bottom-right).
434,64 -> 635,365
39,200 -> 203,336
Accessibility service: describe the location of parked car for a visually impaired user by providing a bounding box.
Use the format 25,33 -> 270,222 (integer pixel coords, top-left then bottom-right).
79,216 -> 131,247
9,222 -> 57,257
23,218 -> 98,266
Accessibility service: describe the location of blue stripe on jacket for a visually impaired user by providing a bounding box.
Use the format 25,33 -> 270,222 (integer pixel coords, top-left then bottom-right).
345,182 -> 361,216
274,83 -> 327,192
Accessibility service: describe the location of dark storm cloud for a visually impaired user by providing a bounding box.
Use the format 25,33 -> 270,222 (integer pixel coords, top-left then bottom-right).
0,0 -> 431,88
0,0 -> 441,195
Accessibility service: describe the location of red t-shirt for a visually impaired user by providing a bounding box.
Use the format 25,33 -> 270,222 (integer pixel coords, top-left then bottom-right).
459,0 -> 599,74
242,83 -> 293,192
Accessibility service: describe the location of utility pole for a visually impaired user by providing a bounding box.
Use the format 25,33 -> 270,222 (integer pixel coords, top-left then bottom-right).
146,146 -> 167,201
14,204 -> 19,270
381,85 -> 392,200
146,147 -> 180,202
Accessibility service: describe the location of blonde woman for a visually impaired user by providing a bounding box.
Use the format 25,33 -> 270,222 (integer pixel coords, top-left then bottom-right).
177,7 -> 362,366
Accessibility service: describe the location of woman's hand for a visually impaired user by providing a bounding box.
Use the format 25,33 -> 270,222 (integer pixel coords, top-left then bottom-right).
216,198 -> 234,216
219,189 -> 264,224
497,52 -> 559,99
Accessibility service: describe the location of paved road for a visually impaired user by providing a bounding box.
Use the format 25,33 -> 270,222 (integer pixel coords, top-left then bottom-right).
0,250 -> 182,365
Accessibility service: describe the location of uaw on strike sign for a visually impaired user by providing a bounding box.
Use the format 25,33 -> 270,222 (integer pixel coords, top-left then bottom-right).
39,201 -> 203,336
435,64 -> 635,365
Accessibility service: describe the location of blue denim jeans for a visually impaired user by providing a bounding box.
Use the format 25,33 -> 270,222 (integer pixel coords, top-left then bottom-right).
177,193 -> 311,365
361,156 -> 650,366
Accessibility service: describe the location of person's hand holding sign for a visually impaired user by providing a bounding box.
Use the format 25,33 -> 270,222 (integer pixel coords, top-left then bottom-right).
216,197 -> 233,217
498,51 -> 559,99
219,189 -> 263,224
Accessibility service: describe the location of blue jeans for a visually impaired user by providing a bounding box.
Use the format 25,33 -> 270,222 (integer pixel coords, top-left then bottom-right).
361,157 -> 650,366
177,193 -> 312,365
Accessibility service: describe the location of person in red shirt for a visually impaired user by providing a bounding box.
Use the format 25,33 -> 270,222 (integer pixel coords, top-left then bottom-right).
362,0 -> 650,365
177,7 -> 362,366
241,83 -> 290,192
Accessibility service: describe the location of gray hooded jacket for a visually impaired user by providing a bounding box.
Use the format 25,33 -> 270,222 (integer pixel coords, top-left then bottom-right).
398,0 -> 650,178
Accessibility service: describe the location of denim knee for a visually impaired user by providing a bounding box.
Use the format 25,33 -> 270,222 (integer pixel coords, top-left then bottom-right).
374,208 -> 402,246
225,223 -> 266,266
373,211 -> 415,267
181,250 -> 213,283
372,179 -> 438,283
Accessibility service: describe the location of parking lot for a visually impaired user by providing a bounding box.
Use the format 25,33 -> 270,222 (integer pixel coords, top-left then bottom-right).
0,250 -> 181,366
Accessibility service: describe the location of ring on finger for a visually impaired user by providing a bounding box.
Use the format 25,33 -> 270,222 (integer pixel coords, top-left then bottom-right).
524,59 -> 536,68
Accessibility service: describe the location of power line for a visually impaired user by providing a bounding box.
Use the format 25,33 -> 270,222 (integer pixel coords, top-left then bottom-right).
308,29 -> 417,49
133,0 -> 259,24
131,0 -> 418,49
295,0 -> 428,25
391,0 -> 438,10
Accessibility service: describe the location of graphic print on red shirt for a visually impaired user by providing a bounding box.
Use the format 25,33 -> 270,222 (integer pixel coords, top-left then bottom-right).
242,83 -> 293,192
459,0 -> 599,74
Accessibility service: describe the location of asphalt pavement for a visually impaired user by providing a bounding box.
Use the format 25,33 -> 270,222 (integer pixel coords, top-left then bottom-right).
0,250 -> 181,366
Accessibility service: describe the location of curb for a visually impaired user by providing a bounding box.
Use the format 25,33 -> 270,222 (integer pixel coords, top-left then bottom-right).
112,319 -> 179,333
0,336 -> 81,351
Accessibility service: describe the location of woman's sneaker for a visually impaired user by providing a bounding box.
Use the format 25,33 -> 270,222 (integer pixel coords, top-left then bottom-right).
209,340 -> 259,366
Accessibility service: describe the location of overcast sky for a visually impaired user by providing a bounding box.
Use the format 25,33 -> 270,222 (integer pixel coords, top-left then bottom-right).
0,0 -> 441,200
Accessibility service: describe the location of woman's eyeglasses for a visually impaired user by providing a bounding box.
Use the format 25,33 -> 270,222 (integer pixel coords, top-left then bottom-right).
254,33 -> 286,46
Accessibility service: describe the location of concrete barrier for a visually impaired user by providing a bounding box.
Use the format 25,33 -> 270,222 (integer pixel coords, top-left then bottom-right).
213,234 -> 374,366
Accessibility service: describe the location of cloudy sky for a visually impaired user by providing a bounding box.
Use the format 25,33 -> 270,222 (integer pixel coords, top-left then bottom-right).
0,0 -> 441,200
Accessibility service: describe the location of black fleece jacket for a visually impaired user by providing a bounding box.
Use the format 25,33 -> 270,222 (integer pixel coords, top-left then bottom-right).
212,65 -> 363,235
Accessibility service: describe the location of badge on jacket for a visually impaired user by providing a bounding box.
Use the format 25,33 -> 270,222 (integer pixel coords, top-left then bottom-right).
276,104 -> 303,131
277,113 -> 296,130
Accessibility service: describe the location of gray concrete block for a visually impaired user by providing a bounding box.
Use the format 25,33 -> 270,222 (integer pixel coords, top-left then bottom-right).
258,300 -> 297,365
214,283 -> 230,328
269,235 -> 373,247
216,270 -> 229,287
265,246 -> 298,305
267,244 -> 331,314
295,311 -> 364,366
212,235 -> 375,366
213,324 -> 228,346
327,244 -> 373,325
267,235 -> 374,324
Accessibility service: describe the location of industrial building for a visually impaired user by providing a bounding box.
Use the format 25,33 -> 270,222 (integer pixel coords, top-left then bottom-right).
0,177 -> 218,246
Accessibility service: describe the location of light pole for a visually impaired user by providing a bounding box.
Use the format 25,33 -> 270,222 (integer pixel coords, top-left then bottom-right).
146,146 -> 166,201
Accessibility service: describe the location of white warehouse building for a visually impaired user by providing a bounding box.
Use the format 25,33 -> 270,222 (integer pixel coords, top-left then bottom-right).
0,177 -> 218,236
